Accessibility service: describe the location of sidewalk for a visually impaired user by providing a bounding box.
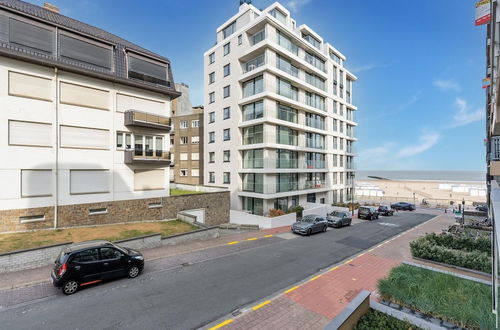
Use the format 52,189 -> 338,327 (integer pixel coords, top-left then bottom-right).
0,225 -> 291,290
215,213 -> 457,330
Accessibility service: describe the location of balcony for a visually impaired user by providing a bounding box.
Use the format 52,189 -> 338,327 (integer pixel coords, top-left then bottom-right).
346,162 -> 356,170
491,137 -> 500,175
125,110 -> 171,131
304,160 -> 326,169
125,149 -> 171,165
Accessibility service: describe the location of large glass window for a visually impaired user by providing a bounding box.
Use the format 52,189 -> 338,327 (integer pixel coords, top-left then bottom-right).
242,173 -> 263,193
243,54 -> 264,73
242,197 -> 263,215
277,173 -> 298,192
277,30 -> 298,56
276,55 -> 298,77
243,125 -> 263,144
243,76 -> 263,97
60,34 -> 112,70
270,8 -> 287,24
243,101 -> 264,121
128,54 -> 168,86
332,66 -> 338,96
302,33 -> 321,49
276,125 -> 297,146
306,132 -> 325,149
243,149 -> 264,168
9,18 -> 53,54
305,113 -> 325,130
276,149 -> 298,168
305,92 -> 325,110
222,21 -> 236,39
305,152 -> 325,169
305,72 -> 325,90
304,52 -> 325,72
329,51 -> 341,64
251,29 -> 265,45
277,78 -> 298,101
277,103 -> 297,123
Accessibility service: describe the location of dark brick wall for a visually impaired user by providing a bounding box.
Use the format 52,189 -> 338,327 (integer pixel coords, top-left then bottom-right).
0,192 -> 230,233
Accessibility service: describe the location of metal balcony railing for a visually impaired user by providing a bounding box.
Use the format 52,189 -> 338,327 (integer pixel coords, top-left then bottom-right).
124,110 -> 170,131
125,149 -> 171,164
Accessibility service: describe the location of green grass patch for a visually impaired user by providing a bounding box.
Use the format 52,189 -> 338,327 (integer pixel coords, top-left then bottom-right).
354,309 -> 422,330
378,264 -> 494,329
159,220 -> 199,237
169,188 -> 205,196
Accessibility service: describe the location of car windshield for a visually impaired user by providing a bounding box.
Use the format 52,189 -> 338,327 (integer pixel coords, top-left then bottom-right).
56,251 -> 69,264
380,206 -> 388,209
300,216 -> 315,223
330,211 -> 342,217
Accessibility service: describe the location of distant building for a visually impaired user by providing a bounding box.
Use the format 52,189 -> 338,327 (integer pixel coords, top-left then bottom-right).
0,0 -> 179,232
171,84 -> 204,185
203,2 -> 357,215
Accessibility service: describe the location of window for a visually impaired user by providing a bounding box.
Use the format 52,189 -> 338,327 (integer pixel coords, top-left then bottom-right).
270,8 -> 287,24
243,54 -> 264,73
209,131 -> 215,143
305,152 -> 325,168
277,103 -> 297,123
276,126 -> 298,146
243,149 -> 264,168
180,153 -> 188,161
209,52 -> 215,64
72,249 -> 99,263
305,113 -> 325,130
60,125 -> 109,150
242,76 -> 263,97
192,153 -> 199,160
223,21 -> 236,39
155,137 -> 163,157
209,152 -> 215,163
329,51 -> 341,64
333,154 -> 338,167
192,169 -> 199,177
302,33 -> 321,49
192,120 -> 200,128
180,169 -> 188,177
305,72 -> 325,90
251,29 -> 265,45
307,193 -> 316,203
100,248 -> 122,260
242,173 -> 263,193
127,54 -> 168,86
9,18 -> 53,54
223,172 -> 231,184
243,101 -> 263,121
209,112 -> 215,123
223,85 -> 230,98
8,120 -> 51,147
242,197 -> 263,215
238,34 -> 242,45
333,101 -> 338,114
191,136 -> 200,144
223,107 -> 230,119
304,52 -> 326,72
21,169 -> 52,197
277,30 -> 298,56
70,170 -> 109,194
277,78 -> 298,100
180,121 -> 188,129
243,125 -> 263,144
223,42 -> 230,56
223,64 -> 230,77
60,33 -> 112,70
223,128 -> 230,141
276,149 -> 298,168
277,173 -> 298,192
276,55 -> 298,77
209,92 -> 215,104
306,132 -> 325,149
209,72 -> 215,84
332,66 -> 338,96
333,137 -> 338,149
180,137 -> 188,144
223,150 -> 230,162
305,92 -> 326,110
209,172 -> 215,183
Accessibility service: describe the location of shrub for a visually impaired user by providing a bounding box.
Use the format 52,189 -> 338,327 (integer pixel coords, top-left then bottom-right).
332,202 -> 359,211
422,233 -> 490,253
288,205 -> 304,218
410,237 -> 491,273
268,209 -> 285,217
354,309 -> 421,330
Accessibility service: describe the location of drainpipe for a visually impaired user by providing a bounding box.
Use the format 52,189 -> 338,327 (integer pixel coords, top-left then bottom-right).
54,67 -> 59,229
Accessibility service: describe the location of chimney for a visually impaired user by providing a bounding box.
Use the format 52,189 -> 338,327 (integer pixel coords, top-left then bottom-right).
43,3 -> 60,14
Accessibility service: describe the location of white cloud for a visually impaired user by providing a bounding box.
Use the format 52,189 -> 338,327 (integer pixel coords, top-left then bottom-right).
433,79 -> 461,92
450,98 -> 484,127
286,0 -> 312,12
350,63 -> 391,74
395,133 -> 440,158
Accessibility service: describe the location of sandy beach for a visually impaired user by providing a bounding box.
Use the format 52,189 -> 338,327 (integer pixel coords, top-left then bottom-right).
356,179 -> 487,206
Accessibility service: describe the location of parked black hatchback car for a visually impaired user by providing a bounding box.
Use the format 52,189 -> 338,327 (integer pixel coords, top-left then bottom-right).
358,206 -> 379,220
390,202 -> 416,211
51,240 -> 144,295
378,205 -> 394,216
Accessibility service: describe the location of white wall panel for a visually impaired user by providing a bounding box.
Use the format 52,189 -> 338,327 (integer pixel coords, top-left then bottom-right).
21,170 -> 52,197
9,120 -> 51,147
134,169 -> 164,191
60,82 -> 109,110
70,170 -> 109,194
60,125 -> 109,149
116,93 -> 164,114
9,71 -> 52,101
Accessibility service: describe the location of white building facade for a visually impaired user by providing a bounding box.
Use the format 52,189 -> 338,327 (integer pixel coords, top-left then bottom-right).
0,1 -> 179,232
203,2 -> 357,215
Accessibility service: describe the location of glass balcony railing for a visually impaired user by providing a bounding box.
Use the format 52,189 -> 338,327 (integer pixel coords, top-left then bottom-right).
306,138 -> 325,149
305,118 -> 325,130
304,160 -> 326,169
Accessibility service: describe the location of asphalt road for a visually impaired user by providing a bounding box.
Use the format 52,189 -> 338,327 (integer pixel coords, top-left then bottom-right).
0,212 -> 434,330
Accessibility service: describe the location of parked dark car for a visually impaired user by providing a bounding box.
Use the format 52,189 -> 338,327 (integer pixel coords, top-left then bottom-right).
291,214 -> 328,235
51,240 -> 144,295
475,205 -> 488,212
378,205 -> 394,216
390,202 -> 416,211
358,206 -> 379,220
326,211 -> 352,227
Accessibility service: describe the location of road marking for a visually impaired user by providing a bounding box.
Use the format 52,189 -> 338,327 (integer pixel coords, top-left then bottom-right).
358,253 -> 365,257
264,234 -> 273,238
344,259 -> 354,264
329,266 -> 339,271
247,237 -> 258,241
352,278 -> 357,281
368,248 -> 374,252
284,285 -> 301,294
227,241 -> 239,245
376,244 -> 384,248
209,319 -> 234,330
252,300 -> 271,311
308,275 -> 321,282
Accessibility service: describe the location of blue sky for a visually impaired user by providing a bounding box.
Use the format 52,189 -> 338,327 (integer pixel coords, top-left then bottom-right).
28,0 -> 487,171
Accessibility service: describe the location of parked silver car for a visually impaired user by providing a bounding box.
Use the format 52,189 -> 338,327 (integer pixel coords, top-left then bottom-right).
326,211 -> 352,228
291,214 -> 328,235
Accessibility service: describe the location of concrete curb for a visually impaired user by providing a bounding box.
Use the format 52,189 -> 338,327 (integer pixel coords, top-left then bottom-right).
324,290 -> 370,330
371,300 -> 446,330
403,260 -> 491,286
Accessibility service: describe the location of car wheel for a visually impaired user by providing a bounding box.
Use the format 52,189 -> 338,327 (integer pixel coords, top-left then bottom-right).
307,229 -> 312,236
62,280 -> 79,295
128,265 -> 140,278
323,225 -> 327,232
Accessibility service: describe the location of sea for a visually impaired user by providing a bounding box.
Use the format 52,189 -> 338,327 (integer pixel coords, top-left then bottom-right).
356,170 -> 486,182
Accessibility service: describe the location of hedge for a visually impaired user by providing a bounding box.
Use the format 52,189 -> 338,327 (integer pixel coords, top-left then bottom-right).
354,309 -> 421,330
410,238 -> 491,273
422,233 -> 490,253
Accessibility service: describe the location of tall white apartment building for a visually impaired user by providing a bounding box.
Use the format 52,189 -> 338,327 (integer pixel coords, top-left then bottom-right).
0,0 -> 179,232
203,2 -> 357,215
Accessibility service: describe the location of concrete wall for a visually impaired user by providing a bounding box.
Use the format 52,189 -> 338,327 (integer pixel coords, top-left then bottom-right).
303,203 -> 349,217
230,210 -> 296,229
171,183 -> 228,193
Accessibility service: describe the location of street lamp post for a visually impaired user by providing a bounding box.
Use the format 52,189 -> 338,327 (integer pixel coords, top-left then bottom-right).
462,198 -> 465,225
413,192 -> 416,207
